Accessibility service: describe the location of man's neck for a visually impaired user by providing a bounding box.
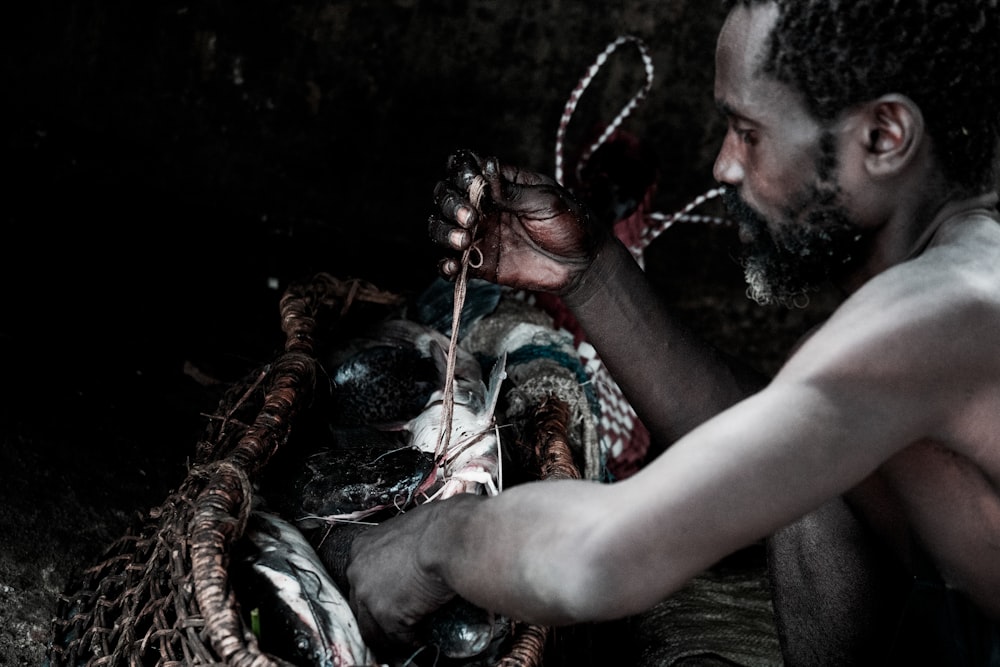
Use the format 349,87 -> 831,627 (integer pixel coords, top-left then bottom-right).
838,184 -> 997,294
902,190 -> 1000,259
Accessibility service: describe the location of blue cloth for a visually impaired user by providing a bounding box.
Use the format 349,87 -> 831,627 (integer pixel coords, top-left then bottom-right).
413,277 -> 503,339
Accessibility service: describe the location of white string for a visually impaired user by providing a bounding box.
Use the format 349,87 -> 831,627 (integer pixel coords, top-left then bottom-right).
554,35 -> 655,187
630,187 -> 729,258
553,36 -> 733,268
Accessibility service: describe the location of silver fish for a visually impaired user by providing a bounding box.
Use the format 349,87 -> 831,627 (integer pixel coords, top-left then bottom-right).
233,510 -> 379,667
406,351 -> 507,501
327,316 -> 506,502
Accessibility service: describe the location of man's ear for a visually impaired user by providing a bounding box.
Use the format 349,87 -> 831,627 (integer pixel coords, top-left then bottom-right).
859,94 -> 925,178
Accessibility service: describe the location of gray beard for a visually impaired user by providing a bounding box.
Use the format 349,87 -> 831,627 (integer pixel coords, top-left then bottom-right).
722,187 -> 864,308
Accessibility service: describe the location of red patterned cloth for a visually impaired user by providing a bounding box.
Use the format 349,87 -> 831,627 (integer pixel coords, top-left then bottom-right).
524,290 -> 650,481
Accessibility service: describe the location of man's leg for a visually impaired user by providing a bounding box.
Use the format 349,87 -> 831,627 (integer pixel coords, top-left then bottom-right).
766,497 -> 910,666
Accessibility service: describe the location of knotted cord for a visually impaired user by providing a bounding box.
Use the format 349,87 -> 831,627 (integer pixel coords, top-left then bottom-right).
434,176 -> 488,461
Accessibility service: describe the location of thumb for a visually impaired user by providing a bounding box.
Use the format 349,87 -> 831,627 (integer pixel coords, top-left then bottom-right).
350,588 -> 421,659
482,156 -> 505,205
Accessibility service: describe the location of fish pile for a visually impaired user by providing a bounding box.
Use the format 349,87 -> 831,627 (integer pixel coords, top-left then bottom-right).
265,316 -> 509,525
236,282 -> 519,666
233,277 -> 598,666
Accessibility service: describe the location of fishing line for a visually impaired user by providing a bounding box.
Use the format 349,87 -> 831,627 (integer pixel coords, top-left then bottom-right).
434,175 -> 486,462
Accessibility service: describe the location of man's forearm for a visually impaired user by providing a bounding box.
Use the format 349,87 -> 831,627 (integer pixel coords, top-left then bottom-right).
563,237 -> 765,447
417,482 -> 625,625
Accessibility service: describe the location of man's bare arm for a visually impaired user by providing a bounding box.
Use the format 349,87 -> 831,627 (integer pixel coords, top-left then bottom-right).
397,251 -> 1000,626
360,373 -> 906,634
563,236 -> 768,446
352,304 -> 948,640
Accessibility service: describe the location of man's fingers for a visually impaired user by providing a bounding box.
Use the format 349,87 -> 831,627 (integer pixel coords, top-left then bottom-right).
446,149 -> 484,190
433,182 -> 477,229
352,595 -> 419,661
437,257 -> 461,280
427,215 -> 465,280
352,596 -> 381,646
483,156 -> 505,201
428,215 -> 471,251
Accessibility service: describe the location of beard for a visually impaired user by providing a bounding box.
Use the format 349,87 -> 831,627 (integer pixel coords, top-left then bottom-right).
721,184 -> 865,308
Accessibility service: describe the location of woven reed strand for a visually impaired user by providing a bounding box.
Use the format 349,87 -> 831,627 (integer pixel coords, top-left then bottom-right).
498,396 -> 581,667
46,273 -> 396,667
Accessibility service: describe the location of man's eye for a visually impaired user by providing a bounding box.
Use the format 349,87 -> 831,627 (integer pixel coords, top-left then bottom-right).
737,129 -> 756,145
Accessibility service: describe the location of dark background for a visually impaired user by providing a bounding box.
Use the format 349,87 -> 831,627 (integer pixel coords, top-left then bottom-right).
0,1 -> 836,662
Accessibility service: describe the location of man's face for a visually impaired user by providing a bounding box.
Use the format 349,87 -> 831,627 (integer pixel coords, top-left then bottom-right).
713,3 -> 866,306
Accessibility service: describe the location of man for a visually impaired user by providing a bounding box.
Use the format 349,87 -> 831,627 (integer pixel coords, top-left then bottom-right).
347,1 -> 1000,663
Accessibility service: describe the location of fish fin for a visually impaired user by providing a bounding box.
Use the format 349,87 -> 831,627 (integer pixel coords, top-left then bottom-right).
427,335 -> 482,396
413,314 -> 485,389
427,333 -> 450,378
371,418 -> 412,432
481,352 -> 508,422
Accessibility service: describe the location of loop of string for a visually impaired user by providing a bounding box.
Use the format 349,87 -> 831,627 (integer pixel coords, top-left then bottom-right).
554,34 -> 732,266
629,187 -> 727,266
554,35 -> 655,188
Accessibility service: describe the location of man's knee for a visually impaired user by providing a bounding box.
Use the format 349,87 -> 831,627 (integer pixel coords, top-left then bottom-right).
766,498 -> 909,666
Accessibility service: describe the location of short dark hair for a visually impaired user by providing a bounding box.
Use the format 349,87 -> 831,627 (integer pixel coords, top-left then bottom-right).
723,0 -> 1000,195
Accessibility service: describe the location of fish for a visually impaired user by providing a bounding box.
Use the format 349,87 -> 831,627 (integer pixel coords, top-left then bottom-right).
327,344 -> 441,427
262,316 -> 493,525
230,510 -> 379,667
419,596 -> 511,663
263,426 -> 437,527
406,351 -> 508,501
322,316 -> 508,503
325,319 -> 483,428
255,313 -> 512,665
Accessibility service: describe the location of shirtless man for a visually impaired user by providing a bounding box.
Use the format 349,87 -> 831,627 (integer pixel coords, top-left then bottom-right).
347,1 -> 1000,663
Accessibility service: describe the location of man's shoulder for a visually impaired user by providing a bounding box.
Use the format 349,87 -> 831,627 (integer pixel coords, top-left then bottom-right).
900,211 -> 1000,316
854,210 -> 999,316
925,207 -> 1000,265
781,224 -> 1000,384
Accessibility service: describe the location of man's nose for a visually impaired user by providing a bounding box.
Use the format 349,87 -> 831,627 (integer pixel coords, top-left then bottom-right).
712,134 -> 744,186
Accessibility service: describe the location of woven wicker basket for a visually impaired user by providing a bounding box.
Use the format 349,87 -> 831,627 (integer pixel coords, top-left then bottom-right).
44,273 -> 581,667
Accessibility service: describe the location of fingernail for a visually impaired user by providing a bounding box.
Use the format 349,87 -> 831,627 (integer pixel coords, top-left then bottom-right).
457,206 -> 473,226
449,228 -> 469,248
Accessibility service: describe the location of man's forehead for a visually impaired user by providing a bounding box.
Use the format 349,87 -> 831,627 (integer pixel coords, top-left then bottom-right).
715,3 -> 780,114
719,3 -> 778,68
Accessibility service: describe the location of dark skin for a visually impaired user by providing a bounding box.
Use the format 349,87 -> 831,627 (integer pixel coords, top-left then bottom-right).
430,149 -> 759,442
429,150 -> 597,295
348,4 -> 1000,665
